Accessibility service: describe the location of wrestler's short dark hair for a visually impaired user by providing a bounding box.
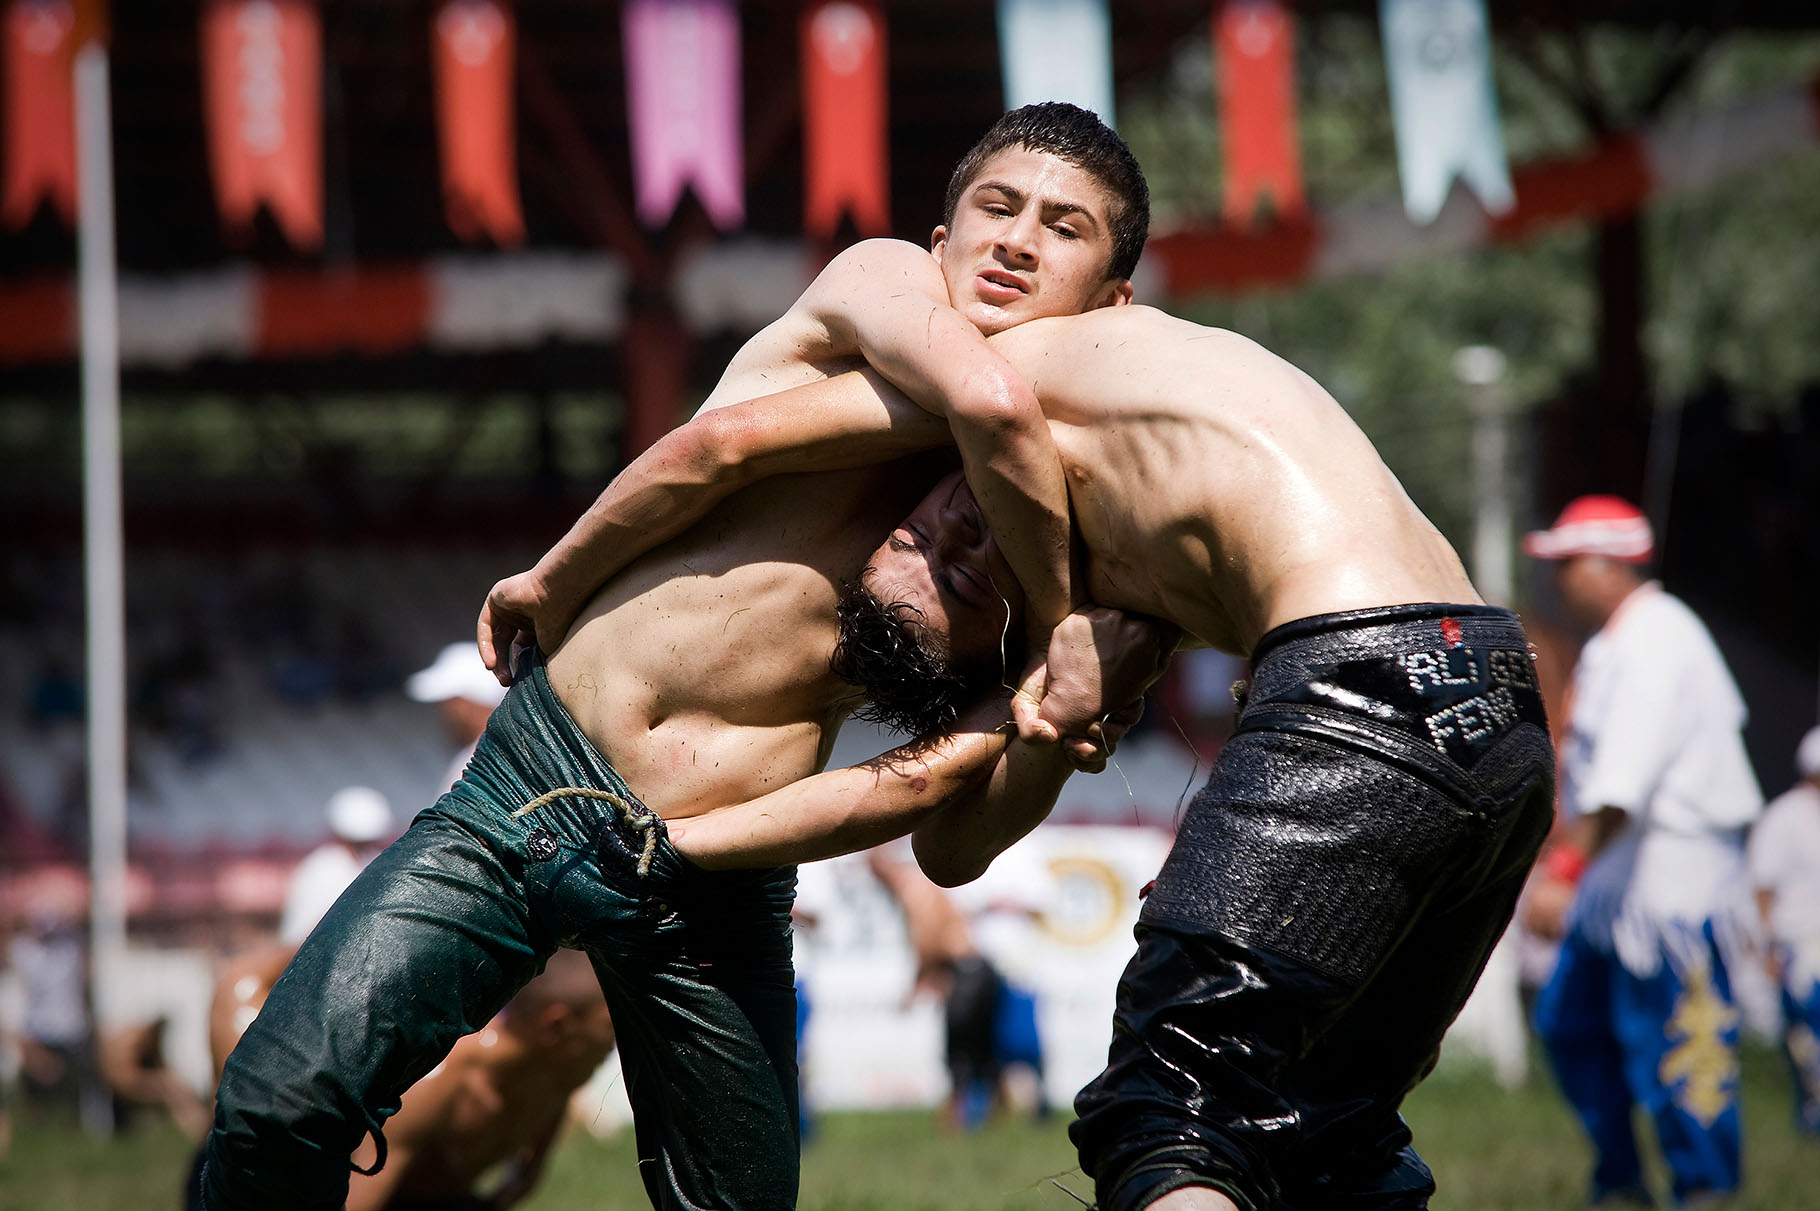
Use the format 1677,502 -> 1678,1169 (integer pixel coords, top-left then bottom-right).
943,101 -> 1150,282
831,581 -> 984,740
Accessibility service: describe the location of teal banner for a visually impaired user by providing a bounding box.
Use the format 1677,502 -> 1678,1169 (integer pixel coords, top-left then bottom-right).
1380,0 -> 1513,224
996,0 -> 1114,123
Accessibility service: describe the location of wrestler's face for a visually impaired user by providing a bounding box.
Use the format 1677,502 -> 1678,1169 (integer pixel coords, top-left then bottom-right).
861,472 -> 1026,672
932,147 -> 1133,337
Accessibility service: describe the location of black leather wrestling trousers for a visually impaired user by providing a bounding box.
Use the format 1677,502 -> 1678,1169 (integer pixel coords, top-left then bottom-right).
1072,604 -> 1555,1211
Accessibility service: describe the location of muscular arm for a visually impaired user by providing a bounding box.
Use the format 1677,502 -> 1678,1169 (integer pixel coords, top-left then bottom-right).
669,676 -> 1090,871
910,730 -> 1075,888
800,241 -> 1075,640
479,370 -> 949,677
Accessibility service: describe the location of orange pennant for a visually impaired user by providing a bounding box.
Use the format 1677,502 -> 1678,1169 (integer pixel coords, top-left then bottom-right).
3,0 -> 78,229
801,1 -> 888,239
1216,0 -> 1304,226
432,0 -> 524,247
201,0 -> 323,250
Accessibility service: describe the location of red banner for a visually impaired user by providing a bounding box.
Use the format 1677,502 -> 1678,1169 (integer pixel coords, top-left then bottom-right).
1216,0 -> 1304,226
201,0 -> 323,250
2,0 -> 77,229
432,0 -> 524,247
801,1 -> 888,239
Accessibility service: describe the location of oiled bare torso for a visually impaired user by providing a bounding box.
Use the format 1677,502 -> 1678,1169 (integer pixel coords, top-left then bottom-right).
546,464 -> 932,820
991,306 -> 1478,654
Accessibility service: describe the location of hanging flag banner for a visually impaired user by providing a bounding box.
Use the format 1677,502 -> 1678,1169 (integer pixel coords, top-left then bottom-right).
622,0 -> 743,230
201,0 -> 324,250
433,0 -> 525,247
801,1 -> 888,239
996,0 -> 1114,124
2,0 -> 78,229
1380,0 -> 1513,224
1216,0 -> 1304,226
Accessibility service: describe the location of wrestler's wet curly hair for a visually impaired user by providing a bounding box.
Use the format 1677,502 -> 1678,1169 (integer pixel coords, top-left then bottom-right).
831,581 -> 982,740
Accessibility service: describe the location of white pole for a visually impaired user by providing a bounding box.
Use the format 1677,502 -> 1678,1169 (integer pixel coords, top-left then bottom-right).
1454,345 -> 1512,607
75,38 -> 127,1026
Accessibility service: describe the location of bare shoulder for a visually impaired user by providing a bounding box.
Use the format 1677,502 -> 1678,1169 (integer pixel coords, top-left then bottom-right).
822,237 -> 943,284
701,239 -> 940,413
991,305 -> 1230,362
991,306 -> 1290,396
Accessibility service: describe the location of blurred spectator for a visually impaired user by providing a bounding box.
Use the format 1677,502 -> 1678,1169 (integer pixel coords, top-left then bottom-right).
8,911 -> 101,1128
867,847 -> 1045,1131
135,634 -> 223,764
1747,725 -> 1820,1136
25,654 -> 83,729
197,943 -> 614,1211
95,1015 -> 210,1138
1524,496 -> 1764,1207
406,641 -> 507,795
278,787 -> 395,944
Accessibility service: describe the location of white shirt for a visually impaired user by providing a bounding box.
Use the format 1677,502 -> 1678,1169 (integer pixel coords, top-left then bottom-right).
279,843 -> 369,943
1563,585 -> 1763,973
1747,781 -> 1820,993
10,930 -> 88,1047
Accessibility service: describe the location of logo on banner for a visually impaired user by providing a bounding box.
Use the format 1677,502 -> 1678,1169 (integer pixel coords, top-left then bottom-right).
1039,856 -> 1126,947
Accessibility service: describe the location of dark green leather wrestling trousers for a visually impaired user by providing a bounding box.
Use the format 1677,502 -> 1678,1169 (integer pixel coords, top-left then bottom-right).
201,656 -> 801,1211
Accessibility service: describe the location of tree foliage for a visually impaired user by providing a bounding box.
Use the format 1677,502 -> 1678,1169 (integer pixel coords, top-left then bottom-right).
1117,18 -> 1820,542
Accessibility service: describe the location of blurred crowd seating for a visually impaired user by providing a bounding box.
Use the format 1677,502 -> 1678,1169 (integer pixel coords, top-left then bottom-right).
0,544 -> 533,929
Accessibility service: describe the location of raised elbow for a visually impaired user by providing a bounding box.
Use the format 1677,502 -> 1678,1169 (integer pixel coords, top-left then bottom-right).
911,832 -> 987,889
680,406 -> 761,486
953,370 -> 1041,432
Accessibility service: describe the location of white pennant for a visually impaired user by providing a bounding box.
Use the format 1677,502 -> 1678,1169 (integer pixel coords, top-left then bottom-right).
1380,0 -> 1513,224
996,0 -> 1114,124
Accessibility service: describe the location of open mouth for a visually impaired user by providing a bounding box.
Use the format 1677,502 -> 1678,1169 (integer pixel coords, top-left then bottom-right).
975,270 -> 1027,302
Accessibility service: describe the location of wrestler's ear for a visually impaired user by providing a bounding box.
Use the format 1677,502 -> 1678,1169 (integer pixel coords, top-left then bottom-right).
1090,277 -> 1134,310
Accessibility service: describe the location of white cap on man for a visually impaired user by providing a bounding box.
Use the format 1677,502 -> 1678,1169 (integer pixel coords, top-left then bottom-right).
326,786 -> 394,844
406,642 -> 507,708
1797,725 -> 1820,781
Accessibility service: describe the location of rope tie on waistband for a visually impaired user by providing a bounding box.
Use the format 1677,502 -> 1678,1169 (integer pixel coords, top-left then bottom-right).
512,786 -> 660,876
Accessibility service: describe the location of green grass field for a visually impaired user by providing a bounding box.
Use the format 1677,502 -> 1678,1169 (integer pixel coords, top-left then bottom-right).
4,1048 -> 1815,1209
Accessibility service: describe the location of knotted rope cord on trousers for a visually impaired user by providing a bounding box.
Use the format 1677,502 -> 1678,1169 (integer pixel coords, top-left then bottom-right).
511,787 -> 660,876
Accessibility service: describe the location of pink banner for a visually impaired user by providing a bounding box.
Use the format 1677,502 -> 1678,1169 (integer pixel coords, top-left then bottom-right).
622,0 -> 743,230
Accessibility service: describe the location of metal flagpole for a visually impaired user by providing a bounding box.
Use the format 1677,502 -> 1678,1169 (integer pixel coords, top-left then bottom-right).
1455,345 -> 1512,607
74,3 -> 127,1060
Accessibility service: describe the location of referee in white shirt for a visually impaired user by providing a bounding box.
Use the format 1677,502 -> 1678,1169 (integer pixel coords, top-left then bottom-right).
1524,495 -> 1763,1209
